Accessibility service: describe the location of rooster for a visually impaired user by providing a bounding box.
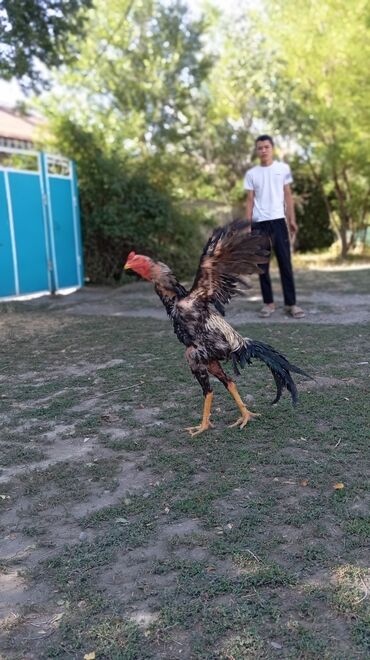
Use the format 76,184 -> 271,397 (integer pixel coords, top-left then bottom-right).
124,220 -> 310,436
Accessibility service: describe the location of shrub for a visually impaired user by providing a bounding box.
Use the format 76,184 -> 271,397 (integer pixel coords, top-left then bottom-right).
50,119 -> 210,282
292,164 -> 334,252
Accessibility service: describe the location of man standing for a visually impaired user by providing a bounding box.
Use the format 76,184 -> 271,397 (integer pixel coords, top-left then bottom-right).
244,134 -> 305,318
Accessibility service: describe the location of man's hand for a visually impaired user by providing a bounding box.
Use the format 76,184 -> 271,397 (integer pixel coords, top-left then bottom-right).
289,220 -> 298,235
284,184 -> 297,246
245,190 -> 254,232
289,221 -> 298,246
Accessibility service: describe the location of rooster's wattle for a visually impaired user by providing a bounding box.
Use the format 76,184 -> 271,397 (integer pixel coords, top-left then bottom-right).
124,220 -> 310,436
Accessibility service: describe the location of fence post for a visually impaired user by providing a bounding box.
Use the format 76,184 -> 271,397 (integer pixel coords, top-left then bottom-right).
40,152 -> 57,294
71,160 -> 84,287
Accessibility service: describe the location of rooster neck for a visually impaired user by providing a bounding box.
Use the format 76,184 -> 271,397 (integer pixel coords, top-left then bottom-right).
154,274 -> 188,320
153,266 -> 187,304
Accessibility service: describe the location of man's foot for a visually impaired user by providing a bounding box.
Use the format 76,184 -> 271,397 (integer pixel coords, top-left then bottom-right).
258,304 -> 276,318
285,305 -> 305,319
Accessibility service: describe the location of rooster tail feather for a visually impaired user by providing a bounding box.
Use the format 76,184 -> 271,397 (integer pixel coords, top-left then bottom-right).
232,339 -> 312,405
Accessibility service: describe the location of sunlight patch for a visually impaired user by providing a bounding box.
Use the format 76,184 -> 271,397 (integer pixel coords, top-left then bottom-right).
129,610 -> 159,628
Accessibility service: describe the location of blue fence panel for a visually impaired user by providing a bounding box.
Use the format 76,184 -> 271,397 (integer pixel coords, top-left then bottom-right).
0,148 -> 83,300
0,173 -> 17,297
9,171 -> 50,295
47,176 -> 80,289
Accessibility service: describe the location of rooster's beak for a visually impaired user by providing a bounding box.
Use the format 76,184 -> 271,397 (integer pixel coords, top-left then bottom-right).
124,251 -> 136,270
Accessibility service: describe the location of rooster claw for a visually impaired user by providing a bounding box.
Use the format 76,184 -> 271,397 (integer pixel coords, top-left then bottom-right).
229,411 -> 260,429
185,421 -> 214,437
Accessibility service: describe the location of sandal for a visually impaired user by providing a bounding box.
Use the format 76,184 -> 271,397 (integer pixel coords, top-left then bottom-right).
258,305 -> 276,318
285,305 -> 305,319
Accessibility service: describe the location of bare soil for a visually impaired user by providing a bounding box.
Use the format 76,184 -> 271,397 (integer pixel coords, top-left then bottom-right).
0,267 -> 369,659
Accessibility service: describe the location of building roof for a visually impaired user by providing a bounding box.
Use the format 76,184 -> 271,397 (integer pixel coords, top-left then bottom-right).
0,105 -> 43,142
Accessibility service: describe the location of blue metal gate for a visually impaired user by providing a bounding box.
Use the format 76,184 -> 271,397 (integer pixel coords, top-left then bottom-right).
0,148 -> 83,299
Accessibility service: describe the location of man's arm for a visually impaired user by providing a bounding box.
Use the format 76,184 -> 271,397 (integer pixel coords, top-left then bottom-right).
245,189 -> 255,230
284,184 -> 298,243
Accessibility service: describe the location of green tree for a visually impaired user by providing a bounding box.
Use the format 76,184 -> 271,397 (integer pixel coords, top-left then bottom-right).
257,0 -> 370,256
0,0 -> 92,88
176,8 -> 278,202
36,0 -> 219,281
51,118 -> 208,282
42,0 -> 212,158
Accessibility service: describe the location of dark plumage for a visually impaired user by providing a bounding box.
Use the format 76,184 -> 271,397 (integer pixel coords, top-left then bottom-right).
124,220 -> 311,435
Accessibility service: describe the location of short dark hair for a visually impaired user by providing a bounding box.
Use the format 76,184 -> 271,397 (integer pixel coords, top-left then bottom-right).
255,134 -> 274,146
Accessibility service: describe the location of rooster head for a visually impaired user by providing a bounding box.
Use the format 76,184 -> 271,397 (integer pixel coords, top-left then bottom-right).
124,251 -> 154,281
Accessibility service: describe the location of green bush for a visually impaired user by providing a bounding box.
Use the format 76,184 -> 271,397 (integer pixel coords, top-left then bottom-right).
50,119 -> 210,282
81,167 -> 207,283
292,163 -> 334,252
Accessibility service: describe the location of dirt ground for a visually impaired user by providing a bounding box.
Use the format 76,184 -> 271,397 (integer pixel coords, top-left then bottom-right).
25,265 -> 370,326
0,266 -> 369,659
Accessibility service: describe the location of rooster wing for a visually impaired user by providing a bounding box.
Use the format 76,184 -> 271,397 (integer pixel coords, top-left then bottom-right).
187,219 -> 270,314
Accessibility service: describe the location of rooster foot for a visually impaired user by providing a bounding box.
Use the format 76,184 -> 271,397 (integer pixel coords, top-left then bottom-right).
229,411 -> 260,429
185,421 -> 214,437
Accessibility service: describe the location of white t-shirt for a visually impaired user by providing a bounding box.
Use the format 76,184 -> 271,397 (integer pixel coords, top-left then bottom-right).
244,161 -> 293,222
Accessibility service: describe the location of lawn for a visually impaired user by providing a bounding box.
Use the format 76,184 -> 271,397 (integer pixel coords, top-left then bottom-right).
0,269 -> 369,659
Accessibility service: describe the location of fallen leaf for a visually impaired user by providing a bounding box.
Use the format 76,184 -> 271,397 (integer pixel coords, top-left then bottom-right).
164,506 -> 170,514
84,653 -> 96,660
300,479 -> 309,487
334,482 -> 345,490
115,517 -> 129,524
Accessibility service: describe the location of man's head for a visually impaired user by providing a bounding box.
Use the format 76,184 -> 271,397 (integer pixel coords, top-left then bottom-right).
255,135 -> 274,166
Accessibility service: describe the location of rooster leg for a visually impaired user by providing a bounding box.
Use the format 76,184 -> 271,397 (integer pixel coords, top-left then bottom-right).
185,392 -> 214,436
207,361 -> 259,429
227,382 -> 260,428
185,348 -> 214,436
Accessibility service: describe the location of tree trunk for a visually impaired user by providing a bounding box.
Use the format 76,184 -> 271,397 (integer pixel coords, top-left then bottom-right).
338,222 -> 349,258
332,171 -> 351,258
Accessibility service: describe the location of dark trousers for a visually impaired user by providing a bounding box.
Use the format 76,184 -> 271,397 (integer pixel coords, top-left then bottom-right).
252,218 -> 296,306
